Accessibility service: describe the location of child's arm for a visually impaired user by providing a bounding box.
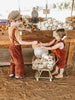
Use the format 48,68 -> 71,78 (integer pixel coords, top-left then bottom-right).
15,30 -> 37,45
40,39 -> 56,46
41,42 -> 64,50
19,40 -> 37,45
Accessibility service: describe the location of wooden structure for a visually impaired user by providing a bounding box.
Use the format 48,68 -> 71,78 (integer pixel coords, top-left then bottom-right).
71,0 -> 75,18
65,30 -> 75,65
0,30 -> 53,65
0,30 -> 75,65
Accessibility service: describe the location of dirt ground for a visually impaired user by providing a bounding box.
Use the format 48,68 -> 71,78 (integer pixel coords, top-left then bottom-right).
0,52 -> 75,100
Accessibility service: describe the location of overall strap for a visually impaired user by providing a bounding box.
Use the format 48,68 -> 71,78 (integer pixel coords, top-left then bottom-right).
55,40 -> 65,45
11,28 -> 16,44
59,40 -> 65,46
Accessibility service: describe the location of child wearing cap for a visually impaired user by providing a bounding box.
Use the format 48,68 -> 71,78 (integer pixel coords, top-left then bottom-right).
40,28 -> 66,78
8,10 -> 37,79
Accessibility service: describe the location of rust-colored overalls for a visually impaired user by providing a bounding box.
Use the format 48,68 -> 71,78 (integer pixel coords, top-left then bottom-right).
9,28 -> 24,77
51,40 -> 66,68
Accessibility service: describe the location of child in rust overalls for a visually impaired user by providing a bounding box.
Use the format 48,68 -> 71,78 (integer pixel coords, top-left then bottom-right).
8,11 -> 37,79
40,28 -> 66,78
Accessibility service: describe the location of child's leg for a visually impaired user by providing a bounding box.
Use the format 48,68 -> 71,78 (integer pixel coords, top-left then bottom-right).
10,59 -> 15,75
60,68 -> 64,75
9,59 -> 15,78
9,46 -> 15,77
55,68 -> 64,78
52,66 -> 59,75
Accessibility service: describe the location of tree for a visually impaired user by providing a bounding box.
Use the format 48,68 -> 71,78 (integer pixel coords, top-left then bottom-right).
64,2 -> 70,9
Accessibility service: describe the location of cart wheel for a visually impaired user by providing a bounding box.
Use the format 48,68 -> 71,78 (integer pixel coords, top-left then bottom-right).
36,78 -> 39,81
49,78 -> 52,82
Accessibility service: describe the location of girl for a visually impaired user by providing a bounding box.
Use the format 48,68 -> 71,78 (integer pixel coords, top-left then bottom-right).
8,11 -> 37,79
40,28 -> 66,78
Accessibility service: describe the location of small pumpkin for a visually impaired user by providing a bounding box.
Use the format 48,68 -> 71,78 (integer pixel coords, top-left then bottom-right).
69,17 -> 72,21
33,43 -> 39,47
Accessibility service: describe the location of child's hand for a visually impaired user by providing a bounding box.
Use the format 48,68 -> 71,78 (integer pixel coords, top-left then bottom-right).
32,41 -> 38,45
39,42 -> 43,46
40,46 -> 48,50
40,46 -> 45,49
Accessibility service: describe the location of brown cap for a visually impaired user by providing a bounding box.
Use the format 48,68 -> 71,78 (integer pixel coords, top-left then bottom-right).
8,10 -> 22,21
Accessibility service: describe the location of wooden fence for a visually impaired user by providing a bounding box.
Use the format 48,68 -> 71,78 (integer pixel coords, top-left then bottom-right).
0,30 -> 75,65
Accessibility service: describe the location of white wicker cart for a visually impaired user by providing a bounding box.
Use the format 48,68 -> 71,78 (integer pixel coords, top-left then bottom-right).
32,54 -> 58,82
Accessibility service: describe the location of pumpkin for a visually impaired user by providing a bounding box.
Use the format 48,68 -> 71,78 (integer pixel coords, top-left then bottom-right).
0,28 -> 4,31
69,17 -> 72,21
33,43 -> 39,47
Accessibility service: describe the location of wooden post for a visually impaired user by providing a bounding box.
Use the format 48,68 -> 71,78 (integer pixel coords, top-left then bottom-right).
71,0 -> 74,17
67,42 -> 75,65
17,0 -> 20,13
46,0 -> 48,19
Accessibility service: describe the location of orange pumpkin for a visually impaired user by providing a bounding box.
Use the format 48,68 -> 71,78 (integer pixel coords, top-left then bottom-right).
69,17 -> 72,21
33,43 -> 39,47
0,28 -> 3,31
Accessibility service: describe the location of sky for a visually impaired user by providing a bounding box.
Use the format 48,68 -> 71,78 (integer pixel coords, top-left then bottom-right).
0,0 -> 73,19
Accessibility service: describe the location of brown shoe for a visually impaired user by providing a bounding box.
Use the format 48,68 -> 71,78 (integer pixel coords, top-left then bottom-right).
55,74 -> 63,78
52,71 -> 58,75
